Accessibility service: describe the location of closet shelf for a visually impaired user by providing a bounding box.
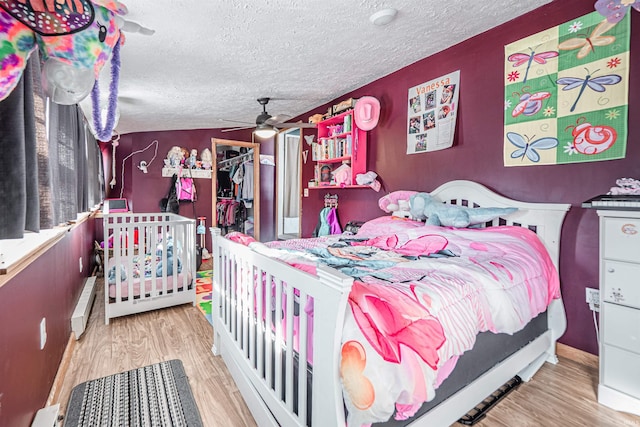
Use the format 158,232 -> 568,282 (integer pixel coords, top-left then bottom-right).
217,149 -> 255,171
162,167 -> 212,179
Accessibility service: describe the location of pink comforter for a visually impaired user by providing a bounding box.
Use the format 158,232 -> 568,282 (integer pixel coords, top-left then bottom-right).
226,216 -> 560,426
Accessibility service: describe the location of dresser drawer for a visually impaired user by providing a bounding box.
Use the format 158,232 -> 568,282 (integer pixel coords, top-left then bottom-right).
602,261 -> 640,309
603,217 -> 640,263
603,303 -> 640,353
602,345 -> 640,398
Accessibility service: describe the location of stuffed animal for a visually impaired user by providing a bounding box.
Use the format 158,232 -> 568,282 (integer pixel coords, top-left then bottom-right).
332,163 -> 352,187
609,177 -> 640,195
356,171 -> 382,192
166,146 -> 185,167
0,0 -> 129,103
378,191 -> 418,213
410,193 -> 517,227
200,148 -> 213,169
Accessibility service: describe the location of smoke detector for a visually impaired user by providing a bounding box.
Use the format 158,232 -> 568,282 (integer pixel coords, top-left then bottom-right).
370,8 -> 398,26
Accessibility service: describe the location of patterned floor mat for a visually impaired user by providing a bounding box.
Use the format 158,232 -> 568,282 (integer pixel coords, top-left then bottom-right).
195,270 -> 212,325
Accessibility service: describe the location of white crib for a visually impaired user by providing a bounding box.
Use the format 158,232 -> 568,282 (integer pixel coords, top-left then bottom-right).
103,213 -> 196,324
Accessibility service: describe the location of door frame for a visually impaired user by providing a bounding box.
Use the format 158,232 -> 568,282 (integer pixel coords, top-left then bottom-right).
211,138 -> 261,240
276,128 -> 302,239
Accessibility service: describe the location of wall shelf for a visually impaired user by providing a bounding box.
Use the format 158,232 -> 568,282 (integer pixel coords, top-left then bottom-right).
310,110 -> 367,188
162,167 -> 212,179
308,184 -> 368,190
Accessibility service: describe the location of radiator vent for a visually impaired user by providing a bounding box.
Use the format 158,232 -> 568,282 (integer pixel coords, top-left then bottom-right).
71,276 -> 97,339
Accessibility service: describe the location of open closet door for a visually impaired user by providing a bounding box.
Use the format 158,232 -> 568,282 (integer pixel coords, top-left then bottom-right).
211,138 -> 260,240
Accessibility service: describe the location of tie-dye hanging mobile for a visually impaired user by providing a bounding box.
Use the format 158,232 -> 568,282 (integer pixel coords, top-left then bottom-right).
503,11 -> 630,166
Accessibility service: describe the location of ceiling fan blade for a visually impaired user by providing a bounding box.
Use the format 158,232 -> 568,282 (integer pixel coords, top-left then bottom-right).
216,119 -> 255,125
274,122 -> 317,129
265,114 -> 292,124
221,126 -> 253,132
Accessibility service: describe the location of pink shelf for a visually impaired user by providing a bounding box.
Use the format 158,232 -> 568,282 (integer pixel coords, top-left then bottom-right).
317,156 -> 351,164
308,184 -> 369,190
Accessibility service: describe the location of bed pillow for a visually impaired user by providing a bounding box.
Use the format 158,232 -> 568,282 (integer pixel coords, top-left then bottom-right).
356,216 -> 424,236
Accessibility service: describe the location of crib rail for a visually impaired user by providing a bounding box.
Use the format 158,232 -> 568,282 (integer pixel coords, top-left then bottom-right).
211,228 -> 352,427
103,213 -> 196,324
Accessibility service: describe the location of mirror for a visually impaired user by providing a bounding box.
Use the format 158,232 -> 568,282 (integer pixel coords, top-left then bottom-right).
276,128 -> 302,239
211,138 -> 261,240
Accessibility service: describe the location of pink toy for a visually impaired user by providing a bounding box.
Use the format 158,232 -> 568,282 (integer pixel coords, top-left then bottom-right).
0,0 -> 152,105
609,177 -> 640,195
332,163 -> 352,187
378,190 -> 418,213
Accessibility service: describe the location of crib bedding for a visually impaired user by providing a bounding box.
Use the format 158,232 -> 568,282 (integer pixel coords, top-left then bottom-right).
107,271 -> 193,299
226,215 -> 560,426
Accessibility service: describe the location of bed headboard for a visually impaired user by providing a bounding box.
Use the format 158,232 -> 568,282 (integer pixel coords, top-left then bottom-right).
428,180 -> 570,269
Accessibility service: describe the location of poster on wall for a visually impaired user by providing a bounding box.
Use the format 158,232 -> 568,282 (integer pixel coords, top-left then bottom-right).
504,11 -> 630,167
406,70 -> 460,154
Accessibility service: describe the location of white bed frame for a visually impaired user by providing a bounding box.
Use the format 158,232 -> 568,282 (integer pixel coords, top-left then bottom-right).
103,213 -> 197,324
210,180 -> 570,426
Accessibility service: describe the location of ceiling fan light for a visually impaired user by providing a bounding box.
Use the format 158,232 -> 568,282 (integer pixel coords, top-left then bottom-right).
254,124 -> 277,138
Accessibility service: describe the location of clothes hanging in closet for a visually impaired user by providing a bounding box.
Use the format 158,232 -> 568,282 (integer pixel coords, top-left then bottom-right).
232,161 -> 254,208
216,198 -> 248,234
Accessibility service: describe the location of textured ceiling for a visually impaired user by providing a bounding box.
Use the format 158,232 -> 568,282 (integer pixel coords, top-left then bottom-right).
81,0 -> 553,135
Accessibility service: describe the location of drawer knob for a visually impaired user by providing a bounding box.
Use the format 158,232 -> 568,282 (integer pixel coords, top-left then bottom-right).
607,267 -> 615,273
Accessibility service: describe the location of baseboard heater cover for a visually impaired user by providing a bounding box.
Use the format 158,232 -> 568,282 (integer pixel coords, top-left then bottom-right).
71,276 -> 97,339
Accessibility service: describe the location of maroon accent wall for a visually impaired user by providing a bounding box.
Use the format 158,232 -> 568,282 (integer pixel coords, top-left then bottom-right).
115,129 -> 276,248
0,219 -> 95,426
299,1 -> 639,355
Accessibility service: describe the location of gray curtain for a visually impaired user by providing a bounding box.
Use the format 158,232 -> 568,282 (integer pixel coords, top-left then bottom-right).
0,56 -> 41,238
0,55 -> 104,239
283,132 -> 300,218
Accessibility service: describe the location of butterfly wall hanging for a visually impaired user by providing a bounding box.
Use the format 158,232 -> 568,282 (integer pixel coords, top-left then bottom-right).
504,10 -> 630,166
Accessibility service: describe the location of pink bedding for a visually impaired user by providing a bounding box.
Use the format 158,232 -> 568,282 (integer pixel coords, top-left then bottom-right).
226,216 -> 560,426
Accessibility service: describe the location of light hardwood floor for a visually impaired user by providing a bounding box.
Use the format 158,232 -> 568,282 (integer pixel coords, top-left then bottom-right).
55,278 -> 640,427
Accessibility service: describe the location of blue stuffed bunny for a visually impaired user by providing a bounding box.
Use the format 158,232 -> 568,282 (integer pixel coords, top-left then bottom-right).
409,193 -> 517,227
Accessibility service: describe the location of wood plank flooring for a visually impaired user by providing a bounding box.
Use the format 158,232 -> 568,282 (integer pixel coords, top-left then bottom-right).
55,278 -> 640,427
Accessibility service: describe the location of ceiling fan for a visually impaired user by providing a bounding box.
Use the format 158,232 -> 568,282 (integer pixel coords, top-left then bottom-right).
221,97 -> 316,136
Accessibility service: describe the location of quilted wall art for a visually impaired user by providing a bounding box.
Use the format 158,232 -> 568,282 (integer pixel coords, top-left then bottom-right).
503,11 -> 630,166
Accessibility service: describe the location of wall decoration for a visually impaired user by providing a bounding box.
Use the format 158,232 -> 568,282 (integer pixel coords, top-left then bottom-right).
595,0 -> 640,23
406,70 -> 460,154
503,11 -> 630,166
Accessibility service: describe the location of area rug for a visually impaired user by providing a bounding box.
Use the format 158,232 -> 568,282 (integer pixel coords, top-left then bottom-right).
64,360 -> 203,427
195,269 -> 213,325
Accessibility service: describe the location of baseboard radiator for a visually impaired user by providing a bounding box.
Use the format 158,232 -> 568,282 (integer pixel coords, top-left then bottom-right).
71,276 -> 97,339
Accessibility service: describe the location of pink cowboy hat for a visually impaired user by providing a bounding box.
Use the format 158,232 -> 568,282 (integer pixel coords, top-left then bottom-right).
354,96 -> 381,131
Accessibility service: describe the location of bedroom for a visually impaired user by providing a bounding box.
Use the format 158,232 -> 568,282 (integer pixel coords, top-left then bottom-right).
0,0 -> 639,425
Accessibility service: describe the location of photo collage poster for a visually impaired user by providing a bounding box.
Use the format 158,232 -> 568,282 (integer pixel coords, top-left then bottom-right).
406,70 -> 460,154
504,11 -> 630,166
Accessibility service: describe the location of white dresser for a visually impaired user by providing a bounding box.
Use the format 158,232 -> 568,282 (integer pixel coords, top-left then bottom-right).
597,209 -> 640,415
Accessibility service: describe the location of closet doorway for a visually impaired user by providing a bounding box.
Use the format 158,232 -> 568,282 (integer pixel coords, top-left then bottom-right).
211,138 -> 260,240
276,128 -> 302,239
